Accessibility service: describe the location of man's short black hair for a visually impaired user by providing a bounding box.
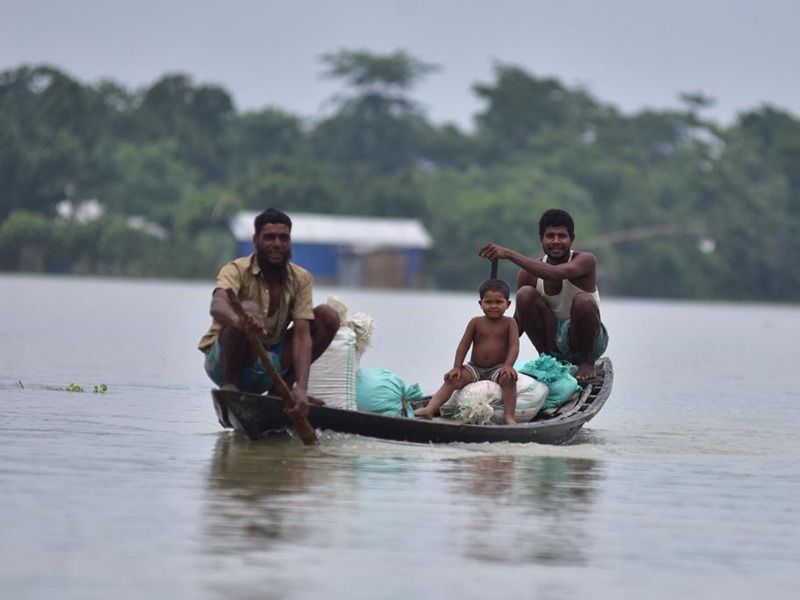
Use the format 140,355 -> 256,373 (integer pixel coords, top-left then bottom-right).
254,208 -> 292,234
539,208 -> 575,240
479,278 -> 510,300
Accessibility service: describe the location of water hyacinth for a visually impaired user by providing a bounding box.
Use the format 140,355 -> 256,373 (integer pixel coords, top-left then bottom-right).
62,383 -> 108,393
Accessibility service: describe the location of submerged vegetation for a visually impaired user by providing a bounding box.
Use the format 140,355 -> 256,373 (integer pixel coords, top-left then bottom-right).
1,50 -> 799,300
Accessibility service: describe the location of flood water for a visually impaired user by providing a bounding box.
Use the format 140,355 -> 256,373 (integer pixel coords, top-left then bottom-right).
1,274 -> 798,599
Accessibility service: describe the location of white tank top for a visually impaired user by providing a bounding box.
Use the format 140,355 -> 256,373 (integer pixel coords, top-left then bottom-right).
534,251 -> 600,321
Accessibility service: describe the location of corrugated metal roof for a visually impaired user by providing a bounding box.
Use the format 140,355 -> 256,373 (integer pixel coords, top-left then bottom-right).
231,211 -> 433,249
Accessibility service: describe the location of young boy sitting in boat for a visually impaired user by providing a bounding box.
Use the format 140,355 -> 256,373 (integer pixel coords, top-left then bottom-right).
415,279 -> 519,424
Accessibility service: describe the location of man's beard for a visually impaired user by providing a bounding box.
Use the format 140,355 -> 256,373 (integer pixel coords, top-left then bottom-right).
257,249 -> 291,282
544,245 -> 571,263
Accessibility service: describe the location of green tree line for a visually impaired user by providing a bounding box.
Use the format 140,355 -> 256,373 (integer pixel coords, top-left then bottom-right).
1,50 -> 799,300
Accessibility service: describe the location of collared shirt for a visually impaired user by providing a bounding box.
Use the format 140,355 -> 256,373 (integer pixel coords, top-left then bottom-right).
198,254 -> 315,352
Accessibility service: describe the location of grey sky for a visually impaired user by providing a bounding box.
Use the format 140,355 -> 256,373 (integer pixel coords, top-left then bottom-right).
2,0 -> 798,129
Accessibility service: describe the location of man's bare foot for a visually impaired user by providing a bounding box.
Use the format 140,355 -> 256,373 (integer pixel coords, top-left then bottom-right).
575,362 -> 596,383
220,383 -> 239,392
504,414 -> 516,425
414,407 -> 433,420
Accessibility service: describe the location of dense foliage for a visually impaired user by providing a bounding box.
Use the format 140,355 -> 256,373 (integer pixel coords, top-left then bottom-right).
1,52 -> 799,300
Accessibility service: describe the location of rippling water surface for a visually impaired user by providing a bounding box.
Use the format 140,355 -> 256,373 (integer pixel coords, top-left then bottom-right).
1,275 -> 798,599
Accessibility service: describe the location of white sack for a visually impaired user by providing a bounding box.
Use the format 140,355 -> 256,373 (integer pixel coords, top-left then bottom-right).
308,325 -> 358,410
439,374 -> 548,423
307,297 -> 375,410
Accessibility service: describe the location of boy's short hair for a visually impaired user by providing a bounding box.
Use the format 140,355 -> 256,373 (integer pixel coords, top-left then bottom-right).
254,208 -> 292,234
479,279 -> 510,300
539,208 -> 575,240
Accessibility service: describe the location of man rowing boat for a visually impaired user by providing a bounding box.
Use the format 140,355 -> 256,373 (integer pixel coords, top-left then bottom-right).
198,208 -> 339,418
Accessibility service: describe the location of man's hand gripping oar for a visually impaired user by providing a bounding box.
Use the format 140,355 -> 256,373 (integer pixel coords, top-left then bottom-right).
225,288 -> 318,445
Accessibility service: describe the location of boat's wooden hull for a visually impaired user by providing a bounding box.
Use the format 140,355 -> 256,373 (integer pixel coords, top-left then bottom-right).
212,357 -> 613,445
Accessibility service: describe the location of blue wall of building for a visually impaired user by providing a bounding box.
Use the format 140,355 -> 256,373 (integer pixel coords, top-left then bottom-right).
236,241 -> 338,277
405,249 -> 422,279
291,243 -> 338,277
235,241 -> 422,283
235,241 -> 250,261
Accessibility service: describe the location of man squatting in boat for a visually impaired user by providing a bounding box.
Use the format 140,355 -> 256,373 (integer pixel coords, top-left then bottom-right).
197,208 -> 339,418
415,278 -> 520,424
479,208 -> 609,382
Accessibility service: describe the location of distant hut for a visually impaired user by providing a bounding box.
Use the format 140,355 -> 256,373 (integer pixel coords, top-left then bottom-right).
230,212 -> 433,288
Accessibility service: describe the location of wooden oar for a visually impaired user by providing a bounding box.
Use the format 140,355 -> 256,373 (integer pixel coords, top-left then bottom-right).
225,288 -> 318,445
490,258 -> 498,279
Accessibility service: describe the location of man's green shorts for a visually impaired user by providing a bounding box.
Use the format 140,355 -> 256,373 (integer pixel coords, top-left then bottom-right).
554,319 -> 609,365
204,338 -> 287,394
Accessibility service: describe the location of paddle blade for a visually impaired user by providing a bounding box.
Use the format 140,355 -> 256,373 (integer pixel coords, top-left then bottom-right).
290,414 -> 318,445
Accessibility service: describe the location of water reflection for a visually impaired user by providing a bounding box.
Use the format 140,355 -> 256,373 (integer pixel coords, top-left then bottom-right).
205,433 -> 604,572
204,433 -> 431,558
204,433 -> 320,553
443,454 -> 603,566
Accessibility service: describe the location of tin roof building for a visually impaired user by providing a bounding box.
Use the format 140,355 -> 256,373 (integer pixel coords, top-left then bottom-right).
230,212 -> 433,288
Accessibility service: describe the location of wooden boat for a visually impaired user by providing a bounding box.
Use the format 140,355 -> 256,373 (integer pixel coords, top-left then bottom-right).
212,357 -> 613,445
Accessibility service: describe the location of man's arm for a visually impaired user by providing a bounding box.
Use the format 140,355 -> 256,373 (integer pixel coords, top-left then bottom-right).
210,288 -> 266,336
210,288 -> 238,328
288,318 -> 312,417
290,319 -> 312,389
209,263 -> 244,329
479,243 -> 596,282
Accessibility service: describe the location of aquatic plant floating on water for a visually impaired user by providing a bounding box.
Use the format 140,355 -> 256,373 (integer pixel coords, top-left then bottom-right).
61,383 -> 109,393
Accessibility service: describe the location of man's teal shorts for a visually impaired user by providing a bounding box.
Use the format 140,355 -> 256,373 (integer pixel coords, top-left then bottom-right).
204,338 -> 287,394
554,319 -> 609,365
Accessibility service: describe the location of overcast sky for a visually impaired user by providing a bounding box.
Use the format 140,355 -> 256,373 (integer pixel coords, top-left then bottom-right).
2,0 -> 798,129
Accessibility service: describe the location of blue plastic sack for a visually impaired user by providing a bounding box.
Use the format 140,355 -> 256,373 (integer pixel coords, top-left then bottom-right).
356,368 -> 422,418
514,355 -> 580,409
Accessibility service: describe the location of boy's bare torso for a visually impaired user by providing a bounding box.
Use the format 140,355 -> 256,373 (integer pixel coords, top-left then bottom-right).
469,315 -> 515,367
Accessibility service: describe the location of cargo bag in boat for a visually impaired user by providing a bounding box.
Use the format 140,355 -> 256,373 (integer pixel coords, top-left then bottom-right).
308,297 -> 374,410
355,368 -> 422,418
439,374 -> 549,424
515,355 -> 579,410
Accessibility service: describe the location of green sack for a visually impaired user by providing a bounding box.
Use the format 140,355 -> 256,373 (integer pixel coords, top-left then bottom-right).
514,355 -> 580,409
356,368 -> 423,418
